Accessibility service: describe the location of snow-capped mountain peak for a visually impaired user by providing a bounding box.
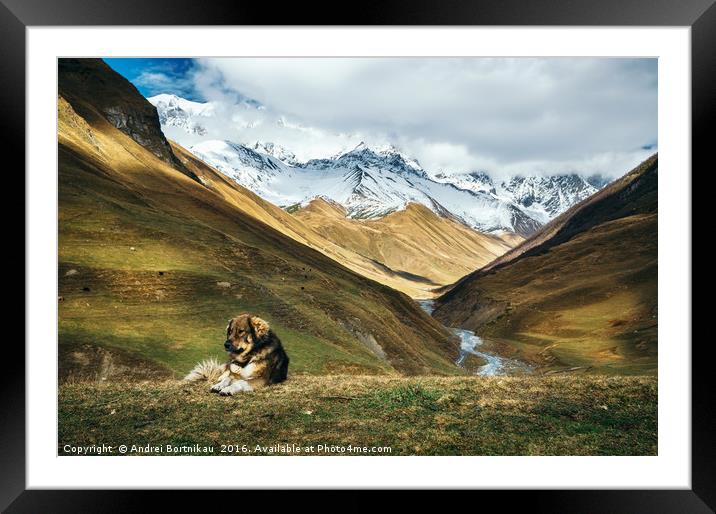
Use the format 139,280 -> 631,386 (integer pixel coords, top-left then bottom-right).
312,142 -> 428,179
433,170 -> 496,195
148,93 -> 607,237
497,174 -> 598,222
148,94 -> 214,136
187,138 -> 543,236
351,141 -> 369,152
149,93 -> 211,112
250,141 -> 299,167
149,93 -> 263,138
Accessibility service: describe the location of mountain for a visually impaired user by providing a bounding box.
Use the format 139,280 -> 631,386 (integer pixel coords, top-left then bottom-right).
499,174 -> 599,222
432,155 -> 658,374
147,93 -> 262,138
187,139 -> 542,236
58,58 -> 464,380
173,142 -> 480,298
148,93 -> 215,135
302,142 -> 426,176
59,60 -> 197,181
293,199 -> 517,291
182,139 -> 521,297
433,171 -> 602,224
150,94 -> 615,237
150,94 -> 617,235
251,141 -> 300,166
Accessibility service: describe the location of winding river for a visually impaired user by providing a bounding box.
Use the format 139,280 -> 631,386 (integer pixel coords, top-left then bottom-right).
417,299 -> 532,376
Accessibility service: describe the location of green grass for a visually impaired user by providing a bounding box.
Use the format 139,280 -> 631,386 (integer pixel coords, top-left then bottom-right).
58,375 -> 657,456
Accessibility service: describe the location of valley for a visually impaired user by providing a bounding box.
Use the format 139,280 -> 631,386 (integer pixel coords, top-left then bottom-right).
54,57 -> 659,458
433,156 -> 658,375
58,59 -> 658,380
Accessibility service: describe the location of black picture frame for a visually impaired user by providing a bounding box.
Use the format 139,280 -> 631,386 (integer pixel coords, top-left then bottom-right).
5,0 -> 711,511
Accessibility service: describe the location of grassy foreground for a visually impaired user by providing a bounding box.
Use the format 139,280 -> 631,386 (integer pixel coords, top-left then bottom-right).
59,375 -> 656,456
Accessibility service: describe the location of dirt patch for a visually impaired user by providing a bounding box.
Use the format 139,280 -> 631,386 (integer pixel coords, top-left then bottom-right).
59,343 -> 173,383
339,319 -> 387,360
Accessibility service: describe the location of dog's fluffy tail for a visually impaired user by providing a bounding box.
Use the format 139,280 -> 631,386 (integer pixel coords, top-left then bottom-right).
183,357 -> 226,383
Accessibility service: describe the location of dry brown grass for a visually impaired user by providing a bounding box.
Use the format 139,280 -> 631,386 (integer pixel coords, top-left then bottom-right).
59,374 -> 657,456
293,199 -> 515,296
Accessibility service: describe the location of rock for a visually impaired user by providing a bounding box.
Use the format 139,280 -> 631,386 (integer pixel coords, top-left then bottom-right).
216,281 -> 231,288
65,269 -> 79,276
130,246 -> 136,251
58,60 -> 198,182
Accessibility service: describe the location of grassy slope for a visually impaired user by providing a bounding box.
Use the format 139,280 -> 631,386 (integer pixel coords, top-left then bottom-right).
434,157 -> 658,374
58,64 -> 461,380
171,145 -> 462,298
293,198 -> 515,295
59,375 -> 657,456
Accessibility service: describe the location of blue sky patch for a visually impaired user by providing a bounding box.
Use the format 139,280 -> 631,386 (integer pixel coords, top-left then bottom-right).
104,58 -> 204,101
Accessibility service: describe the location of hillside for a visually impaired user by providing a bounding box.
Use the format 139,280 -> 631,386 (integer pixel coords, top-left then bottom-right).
172,143 -> 482,298
293,199 -> 515,290
433,155 -> 658,374
58,58 -> 462,380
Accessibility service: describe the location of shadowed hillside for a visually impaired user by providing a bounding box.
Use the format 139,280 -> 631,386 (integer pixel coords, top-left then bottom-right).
58,58 -> 462,380
433,156 -> 658,374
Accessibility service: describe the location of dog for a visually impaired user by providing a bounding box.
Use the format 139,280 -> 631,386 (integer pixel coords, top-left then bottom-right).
184,314 -> 289,395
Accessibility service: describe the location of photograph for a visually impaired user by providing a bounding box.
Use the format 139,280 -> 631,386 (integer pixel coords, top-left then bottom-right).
57,56 -> 658,457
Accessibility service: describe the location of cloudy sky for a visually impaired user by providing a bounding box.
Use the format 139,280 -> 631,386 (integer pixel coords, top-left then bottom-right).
106,57 -> 657,179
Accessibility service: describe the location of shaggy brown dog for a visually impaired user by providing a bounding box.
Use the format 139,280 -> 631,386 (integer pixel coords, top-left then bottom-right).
184,314 -> 289,395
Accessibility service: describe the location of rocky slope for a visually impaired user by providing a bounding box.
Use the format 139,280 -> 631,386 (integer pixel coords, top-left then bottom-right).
59,60 -> 196,180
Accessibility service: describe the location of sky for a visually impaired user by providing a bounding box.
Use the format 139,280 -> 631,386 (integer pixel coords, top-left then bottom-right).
105,57 -> 657,179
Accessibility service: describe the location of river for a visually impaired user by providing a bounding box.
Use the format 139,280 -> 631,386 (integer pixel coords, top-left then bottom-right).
417,299 -> 532,376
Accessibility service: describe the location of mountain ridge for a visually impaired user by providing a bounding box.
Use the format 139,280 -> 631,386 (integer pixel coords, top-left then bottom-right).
149,93 -> 619,238
186,138 -> 543,236
293,198 -> 517,290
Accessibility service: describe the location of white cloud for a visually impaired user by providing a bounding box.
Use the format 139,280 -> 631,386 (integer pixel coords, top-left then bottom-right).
134,71 -> 196,99
175,57 -> 657,179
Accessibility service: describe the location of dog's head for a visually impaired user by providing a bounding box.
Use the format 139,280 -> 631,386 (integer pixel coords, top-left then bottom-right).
224,314 -> 271,364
